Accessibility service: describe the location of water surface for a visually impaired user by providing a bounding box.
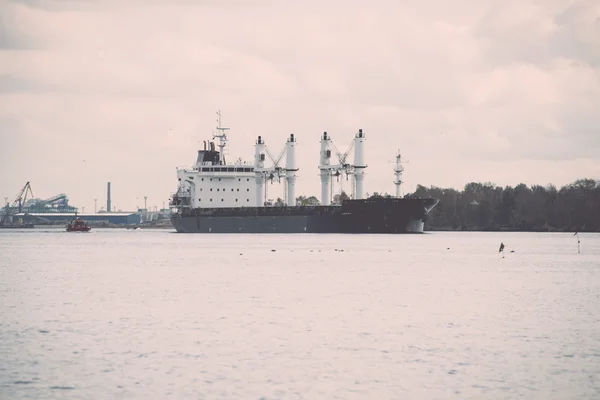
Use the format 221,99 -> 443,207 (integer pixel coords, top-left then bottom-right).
1,229 -> 599,399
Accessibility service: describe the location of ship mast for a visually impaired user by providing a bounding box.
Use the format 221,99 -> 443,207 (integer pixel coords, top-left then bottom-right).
393,150 -> 404,198
213,109 -> 230,165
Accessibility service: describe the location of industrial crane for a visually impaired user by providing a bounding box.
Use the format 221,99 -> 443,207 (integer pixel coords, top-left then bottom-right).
1,182 -> 34,226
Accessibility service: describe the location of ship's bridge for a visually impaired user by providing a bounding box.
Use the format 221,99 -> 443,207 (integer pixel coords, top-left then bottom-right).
176,161 -> 258,209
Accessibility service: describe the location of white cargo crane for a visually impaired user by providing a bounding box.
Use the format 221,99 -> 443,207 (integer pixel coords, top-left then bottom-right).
253,134 -> 298,207
393,150 -> 408,198
285,134 -> 298,206
353,129 -> 366,200
319,132 -> 354,205
319,129 -> 367,204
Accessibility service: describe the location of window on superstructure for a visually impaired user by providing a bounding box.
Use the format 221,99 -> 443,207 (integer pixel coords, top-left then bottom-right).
221,199 -> 224,202
231,189 -> 234,192
219,178 -> 221,181
236,199 -> 238,202
210,178 -> 213,181
201,178 -> 204,181
210,188 -> 213,191
247,199 -> 249,202
247,179 -> 249,181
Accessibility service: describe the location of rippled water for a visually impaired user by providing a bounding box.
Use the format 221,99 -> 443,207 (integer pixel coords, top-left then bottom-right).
1,228 -> 599,399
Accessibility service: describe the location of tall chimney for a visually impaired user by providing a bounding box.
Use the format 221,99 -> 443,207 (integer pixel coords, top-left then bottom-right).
107,182 -> 111,213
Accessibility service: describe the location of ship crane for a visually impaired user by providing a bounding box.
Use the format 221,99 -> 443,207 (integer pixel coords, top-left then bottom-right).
254,133 -> 298,207
392,150 -> 409,198
319,129 -> 366,204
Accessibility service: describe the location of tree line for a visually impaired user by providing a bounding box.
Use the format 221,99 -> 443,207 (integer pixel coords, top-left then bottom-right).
288,178 -> 599,232
411,178 -> 600,232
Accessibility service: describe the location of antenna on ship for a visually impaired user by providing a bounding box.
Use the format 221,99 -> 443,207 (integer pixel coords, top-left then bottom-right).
214,109 -> 230,165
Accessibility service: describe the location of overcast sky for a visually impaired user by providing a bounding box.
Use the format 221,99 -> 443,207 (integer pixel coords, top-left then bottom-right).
1,0 -> 599,211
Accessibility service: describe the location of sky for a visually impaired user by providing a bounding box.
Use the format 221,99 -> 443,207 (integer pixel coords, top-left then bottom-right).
1,0 -> 599,211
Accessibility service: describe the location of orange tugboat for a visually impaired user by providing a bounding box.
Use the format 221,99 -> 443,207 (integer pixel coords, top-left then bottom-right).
66,214 -> 91,232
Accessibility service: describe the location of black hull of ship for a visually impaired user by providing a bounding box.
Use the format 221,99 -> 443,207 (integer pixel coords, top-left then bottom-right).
170,198 -> 438,234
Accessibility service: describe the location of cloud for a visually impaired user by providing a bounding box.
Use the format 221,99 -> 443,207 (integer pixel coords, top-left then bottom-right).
474,0 -> 600,67
0,0 -> 599,210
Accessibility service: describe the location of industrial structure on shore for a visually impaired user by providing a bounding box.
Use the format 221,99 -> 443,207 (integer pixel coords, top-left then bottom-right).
1,181 -> 167,227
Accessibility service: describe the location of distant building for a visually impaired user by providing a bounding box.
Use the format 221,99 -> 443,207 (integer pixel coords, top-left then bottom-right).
15,212 -> 142,225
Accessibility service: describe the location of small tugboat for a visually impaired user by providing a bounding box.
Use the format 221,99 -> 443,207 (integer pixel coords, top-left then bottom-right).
66,214 -> 91,232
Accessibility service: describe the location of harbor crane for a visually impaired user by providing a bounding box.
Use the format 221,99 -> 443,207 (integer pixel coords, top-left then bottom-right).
1,182 -> 34,225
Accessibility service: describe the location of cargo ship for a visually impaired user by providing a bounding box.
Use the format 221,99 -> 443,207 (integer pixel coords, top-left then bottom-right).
170,112 -> 438,233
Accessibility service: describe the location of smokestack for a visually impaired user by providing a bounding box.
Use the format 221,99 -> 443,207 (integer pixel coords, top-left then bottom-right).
107,182 -> 112,213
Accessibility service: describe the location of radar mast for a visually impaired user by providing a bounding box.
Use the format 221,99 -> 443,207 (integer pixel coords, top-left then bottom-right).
213,109 -> 230,165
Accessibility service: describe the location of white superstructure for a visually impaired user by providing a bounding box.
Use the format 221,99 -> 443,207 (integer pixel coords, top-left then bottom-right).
174,113 -> 299,209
